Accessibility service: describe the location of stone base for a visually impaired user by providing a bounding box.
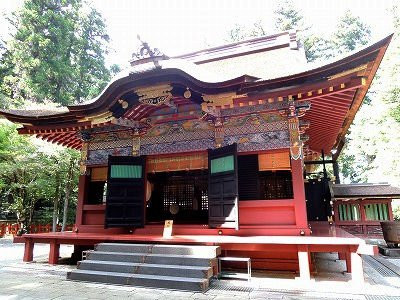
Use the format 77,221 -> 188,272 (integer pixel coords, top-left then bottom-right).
378,245 -> 400,257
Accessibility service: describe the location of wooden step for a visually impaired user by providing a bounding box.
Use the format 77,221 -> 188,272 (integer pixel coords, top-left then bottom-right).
68,243 -> 219,291
95,243 -> 221,258
78,260 -> 213,279
67,269 -> 209,292
87,251 -> 217,267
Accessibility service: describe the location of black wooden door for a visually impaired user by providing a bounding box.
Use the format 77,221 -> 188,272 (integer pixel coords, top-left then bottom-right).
208,143 -> 239,229
305,178 -> 332,221
105,155 -> 145,228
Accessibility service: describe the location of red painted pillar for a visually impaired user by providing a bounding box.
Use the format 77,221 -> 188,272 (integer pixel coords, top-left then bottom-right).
23,239 -> 34,262
345,252 -> 352,273
49,241 -> 60,265
291,158 -> 309,232
75,175 -> 89,229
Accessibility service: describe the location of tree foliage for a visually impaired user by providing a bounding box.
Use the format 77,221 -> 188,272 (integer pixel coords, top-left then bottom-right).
273,0 -> 305,31
0,121 -> 80,230
338,6 -> 400,185
224,2 -> 400,186
0,0 -> 113,230
0,0 -> 111,107
226,2 -> 371,63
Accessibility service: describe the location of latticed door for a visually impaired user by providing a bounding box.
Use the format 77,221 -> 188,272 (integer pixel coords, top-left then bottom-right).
208,143 -> 239,229
105,155 -> 145,228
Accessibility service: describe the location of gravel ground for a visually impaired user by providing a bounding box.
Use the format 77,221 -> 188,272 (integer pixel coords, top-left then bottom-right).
1,237 -> 400,300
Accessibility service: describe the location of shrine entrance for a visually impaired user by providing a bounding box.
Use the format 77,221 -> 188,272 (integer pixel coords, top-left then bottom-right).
146,170 -> 209,224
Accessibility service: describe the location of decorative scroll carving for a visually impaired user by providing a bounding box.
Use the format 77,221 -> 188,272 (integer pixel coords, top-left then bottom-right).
288,117 -> 302,160
111,118 -> 143,129
299,120 -> 310,134
131,35 -> 167,68
278,99 -> 311,160
135,84 -> 173,107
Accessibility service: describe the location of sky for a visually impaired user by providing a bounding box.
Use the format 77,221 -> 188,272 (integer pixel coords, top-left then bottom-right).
0,0 -> 396,67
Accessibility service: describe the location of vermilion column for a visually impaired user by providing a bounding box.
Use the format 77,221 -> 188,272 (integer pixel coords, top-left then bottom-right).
75,175 -> 89,228
291,157 -> 309,232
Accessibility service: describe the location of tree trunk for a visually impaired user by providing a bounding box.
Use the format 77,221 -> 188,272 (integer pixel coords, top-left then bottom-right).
52,171 -> 61,232
62,157 -> 75,231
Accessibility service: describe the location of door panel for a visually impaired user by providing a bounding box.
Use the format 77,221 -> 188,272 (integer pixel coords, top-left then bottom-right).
105,155 -> 145,228
208,143 -> 239,229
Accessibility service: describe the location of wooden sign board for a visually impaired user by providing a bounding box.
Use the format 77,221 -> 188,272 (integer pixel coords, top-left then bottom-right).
163,220 -> 173,238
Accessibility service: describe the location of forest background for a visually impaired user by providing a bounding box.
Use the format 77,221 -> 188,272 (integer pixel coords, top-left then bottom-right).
0,0 -> 399,230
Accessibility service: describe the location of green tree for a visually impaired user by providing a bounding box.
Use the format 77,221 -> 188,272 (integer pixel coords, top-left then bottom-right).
0,121 -> 80,231
385,5 -> 400,123
0,0 -> 111,106
337,9 -> 400,185
334,10 -> 371,54
73,8 -> 110,102
273,0 -> 304,31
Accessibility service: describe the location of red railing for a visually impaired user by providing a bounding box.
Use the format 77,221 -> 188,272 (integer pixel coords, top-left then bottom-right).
0,223 -> 74,237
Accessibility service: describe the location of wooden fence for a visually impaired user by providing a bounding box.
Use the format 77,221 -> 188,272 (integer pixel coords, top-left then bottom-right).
0,223 -> 74,237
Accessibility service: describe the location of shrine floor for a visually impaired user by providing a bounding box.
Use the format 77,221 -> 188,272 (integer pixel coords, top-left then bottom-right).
1,237 -> 400,300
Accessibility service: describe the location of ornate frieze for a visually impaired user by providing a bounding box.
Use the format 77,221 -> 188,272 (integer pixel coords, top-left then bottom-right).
87,147 -> 132,165
86,130 -> 134,165
221,101 -> 288,117
224,131 -> 290,152
82,110 -> 291,164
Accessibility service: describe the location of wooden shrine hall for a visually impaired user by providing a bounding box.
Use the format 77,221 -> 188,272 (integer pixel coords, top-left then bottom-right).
0,31 -> 393,285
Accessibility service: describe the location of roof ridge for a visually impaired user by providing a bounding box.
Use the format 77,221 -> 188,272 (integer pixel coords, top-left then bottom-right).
173,30 -> 299,63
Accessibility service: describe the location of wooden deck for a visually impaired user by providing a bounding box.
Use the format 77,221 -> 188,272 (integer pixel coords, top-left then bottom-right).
14,222 -> 376,283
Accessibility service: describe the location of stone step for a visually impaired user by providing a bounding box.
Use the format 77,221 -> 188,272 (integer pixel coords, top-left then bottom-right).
95,243 -> 221,258
67,269 -> 209,292
78,260 -> 213,279
87,251 -> 217,267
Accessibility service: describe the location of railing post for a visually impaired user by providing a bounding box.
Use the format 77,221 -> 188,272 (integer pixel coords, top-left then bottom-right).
23,239 -> 34,262
49,240 -> 60,265
297,245 -> 311,281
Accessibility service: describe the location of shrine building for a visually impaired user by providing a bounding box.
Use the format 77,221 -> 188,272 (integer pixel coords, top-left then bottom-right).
0,31 -> 393,290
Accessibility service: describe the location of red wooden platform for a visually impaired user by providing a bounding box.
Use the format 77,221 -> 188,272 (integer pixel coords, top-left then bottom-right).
14,222 -> 376,283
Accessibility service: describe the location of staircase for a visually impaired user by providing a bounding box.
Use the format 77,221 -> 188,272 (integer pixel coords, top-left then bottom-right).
67,243 -> 221,292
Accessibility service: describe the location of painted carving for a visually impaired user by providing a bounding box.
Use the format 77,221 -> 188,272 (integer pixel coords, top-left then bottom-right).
132,129 -> 141,157
79,142 -> 89,175
87,147 -> 132,165
111,118 -> 142,129
288,117 -> 302,160
214,117 -> 224,148
85,110 -> 291,162
135,84 -> 173,106
140,138 -> 215,155
221,101 -> 288,117
224,131 -> 289,152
